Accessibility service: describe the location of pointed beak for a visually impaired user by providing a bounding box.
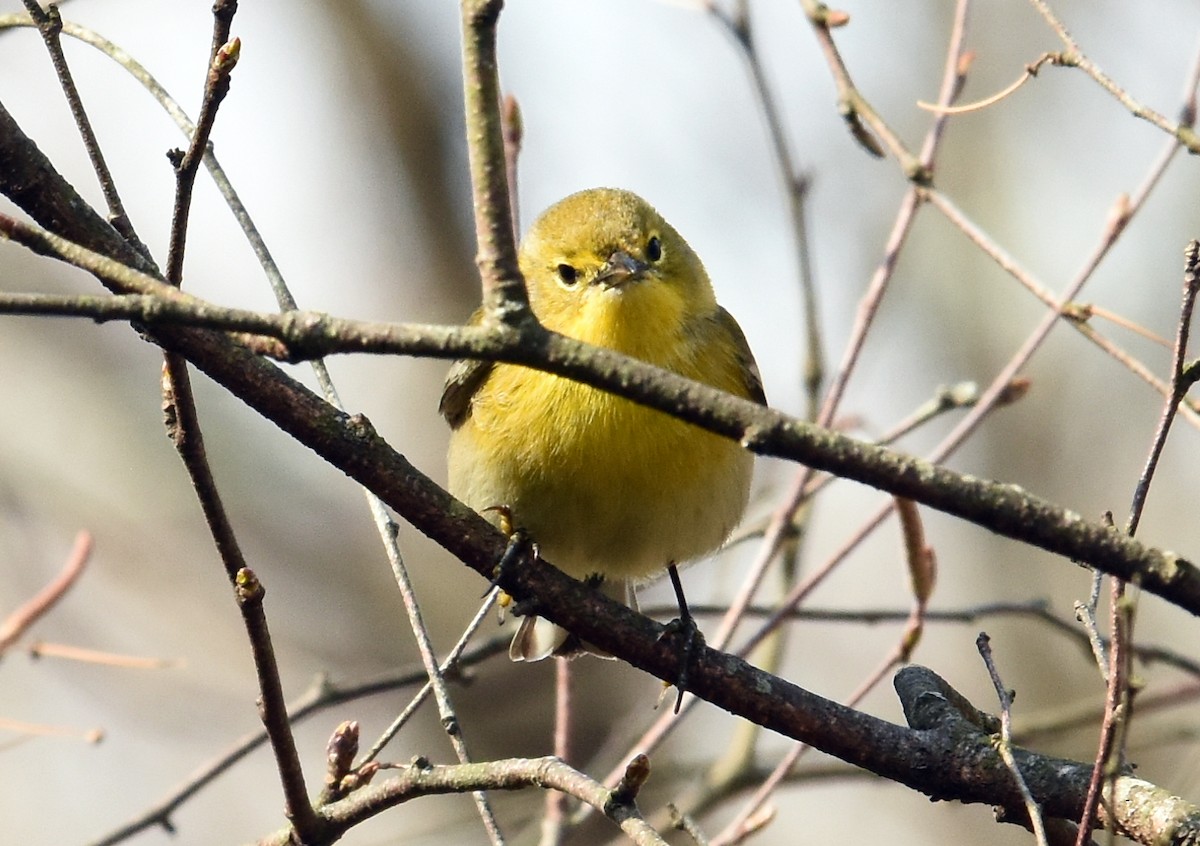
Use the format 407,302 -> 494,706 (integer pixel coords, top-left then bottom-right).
594,250 -> 649,289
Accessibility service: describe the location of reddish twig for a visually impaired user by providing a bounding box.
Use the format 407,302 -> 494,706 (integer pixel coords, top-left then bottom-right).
1076,242 -> 1200,844
0,530 -> 92,654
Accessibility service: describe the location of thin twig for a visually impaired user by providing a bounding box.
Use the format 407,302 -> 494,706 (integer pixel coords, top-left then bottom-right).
712,499 -> 937,845
1126,242 -> 1200,536
923,29 -> 1200,461
538,657 -> 573,846
0,715 -> 103,744
710,0 -> 823,417
357,590 -> 500,765
164,33 -> 239,286
701,0 -> 975,684
0,14 -> 306,315
1066,316 -> 1200,427
1026,0 -> 1200,153
690,1 -> 826,818
1073,597 -> 1109,682
1014,678 -> 1200,747
917,54 -> 1053,115
87,635 -> 507,846
1070,302 -> 1173,349
796,0 -> 915,168
978,633 -> 1050,846
651,598 -> 1200,679
1074,577 -> 1133,846
153,7 -> 320,841
27,641 -> 179,669
1076,243 -> 1200,843
0,530 -> 91,653
17,2 -> 146,251
373,514 -> 506,844
501,93 -> 522,239
235,568 -> 323,840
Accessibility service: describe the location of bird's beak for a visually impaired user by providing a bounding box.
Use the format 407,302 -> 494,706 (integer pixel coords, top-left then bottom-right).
594,250 -> 648,289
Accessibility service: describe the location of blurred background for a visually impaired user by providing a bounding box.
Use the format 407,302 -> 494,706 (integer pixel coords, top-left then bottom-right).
1,1 -> 1199,843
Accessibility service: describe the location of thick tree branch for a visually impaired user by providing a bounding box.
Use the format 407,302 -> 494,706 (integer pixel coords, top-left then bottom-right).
3,61 -> 1200,843
0,224 -> 1197,617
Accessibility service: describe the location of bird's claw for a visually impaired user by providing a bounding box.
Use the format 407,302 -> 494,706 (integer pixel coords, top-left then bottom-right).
658,614 -> 703,714
484,523 -> 536,599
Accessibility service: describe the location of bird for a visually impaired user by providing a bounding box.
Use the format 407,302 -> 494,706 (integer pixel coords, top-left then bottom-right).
440,187 -> 765,664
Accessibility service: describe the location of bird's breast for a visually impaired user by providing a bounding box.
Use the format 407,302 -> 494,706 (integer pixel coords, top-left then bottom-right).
447,366 -> 752,583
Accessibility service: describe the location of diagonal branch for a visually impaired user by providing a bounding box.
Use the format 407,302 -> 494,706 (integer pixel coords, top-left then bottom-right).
4,40 -> 1200,843
0,215 -> 1198,617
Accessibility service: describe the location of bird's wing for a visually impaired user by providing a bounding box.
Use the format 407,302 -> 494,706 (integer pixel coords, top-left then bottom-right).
438,357 -> 493,430
716,306 -> 767,406
438,305 -> 495,429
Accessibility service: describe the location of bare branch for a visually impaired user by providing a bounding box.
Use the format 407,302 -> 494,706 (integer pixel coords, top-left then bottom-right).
0,530 -> 92,654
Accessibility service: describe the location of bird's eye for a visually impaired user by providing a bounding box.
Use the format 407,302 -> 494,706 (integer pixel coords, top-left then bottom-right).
646,235 -> 663,262
556,263 -> 578,286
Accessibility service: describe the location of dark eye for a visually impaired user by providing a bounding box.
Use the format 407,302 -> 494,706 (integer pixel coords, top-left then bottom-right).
556,263 -> 578,286
646,235 -> 662,262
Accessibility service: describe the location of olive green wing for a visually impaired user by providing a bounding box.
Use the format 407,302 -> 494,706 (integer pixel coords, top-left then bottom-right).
716,306 -> 767,406
438,306 -> 493,430
439,358 -> 493,430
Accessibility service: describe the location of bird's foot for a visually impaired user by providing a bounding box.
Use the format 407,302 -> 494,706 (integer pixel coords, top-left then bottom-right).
657,613 -> 703,714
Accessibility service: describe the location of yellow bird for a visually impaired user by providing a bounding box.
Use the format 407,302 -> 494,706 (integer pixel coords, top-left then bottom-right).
441,188 -> 765,661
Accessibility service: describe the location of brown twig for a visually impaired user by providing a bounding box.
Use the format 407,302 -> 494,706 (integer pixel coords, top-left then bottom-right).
669,804 -> 713,846
255,756 -> 668,846
1126,242 -> 1200,536
87,635 -> 507,846
1015,679 -> 1200,747
17,2 -> 145,251
656,599 -> 1200,680
0,530 -> 91,654
235,568 -> 323,841
978,633 -> 1049,845
460,0 -> 527,320
696,4 -> 976,726
1074,576 -> 1135,846
352,571 -> 503,846
1026,0 -> 1200,153
702,0 -> 974,686
146,12 -> 322,838
684,1 -> 827,824
923,30 -> 1200,462
797,0 -> 909,165
164,32 -> 239,286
